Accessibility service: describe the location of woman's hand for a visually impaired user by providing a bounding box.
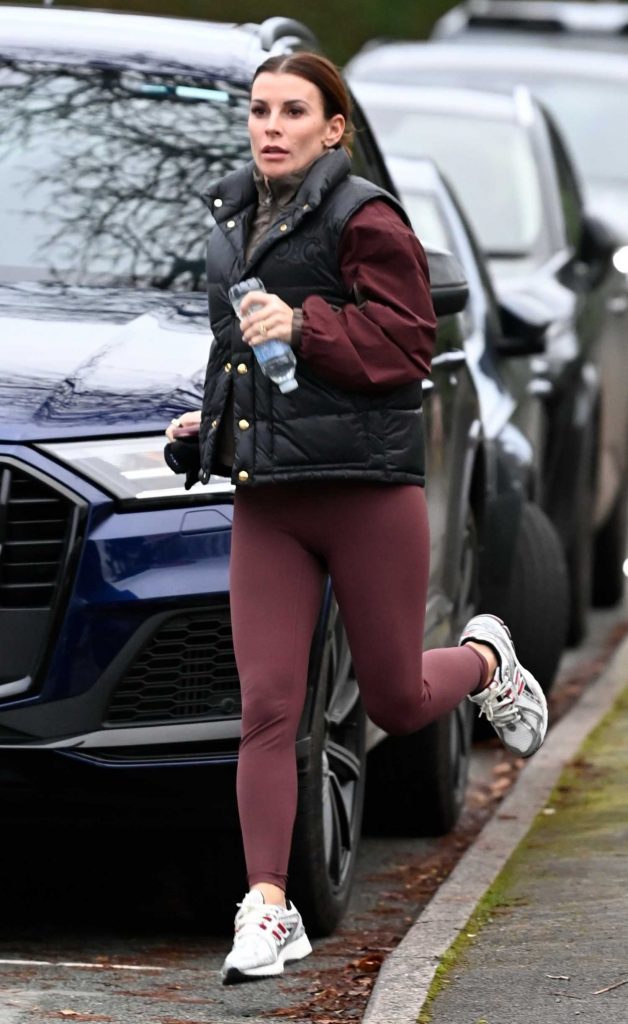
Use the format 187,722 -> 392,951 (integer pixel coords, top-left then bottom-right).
165,409 -> 202,441
240,291 -> 294,347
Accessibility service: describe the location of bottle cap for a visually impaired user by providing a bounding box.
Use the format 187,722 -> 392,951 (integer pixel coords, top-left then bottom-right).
278,378 -> 298,394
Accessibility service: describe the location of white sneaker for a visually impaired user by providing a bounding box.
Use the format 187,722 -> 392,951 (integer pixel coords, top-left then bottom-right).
460,614 -> 548,758
221,889 -> 312,984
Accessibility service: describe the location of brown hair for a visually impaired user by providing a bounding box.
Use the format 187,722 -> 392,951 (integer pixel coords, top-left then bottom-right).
252,52 -> 354,154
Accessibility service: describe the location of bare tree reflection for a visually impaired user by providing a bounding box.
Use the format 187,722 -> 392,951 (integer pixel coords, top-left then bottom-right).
0,59 -> 252,290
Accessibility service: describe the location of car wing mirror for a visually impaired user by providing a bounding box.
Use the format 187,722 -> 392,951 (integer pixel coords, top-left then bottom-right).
426,247 -> 469,317
495,290 -> 550,356
577,212 -> 619,285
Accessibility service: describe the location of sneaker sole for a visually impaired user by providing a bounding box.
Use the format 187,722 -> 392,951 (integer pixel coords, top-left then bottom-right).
518,665 -> 548,758
221,933 -> 313,984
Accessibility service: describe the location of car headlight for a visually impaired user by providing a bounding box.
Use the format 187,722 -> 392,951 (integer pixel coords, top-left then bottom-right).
612,245 -> 628,274
38,436 -> 233,503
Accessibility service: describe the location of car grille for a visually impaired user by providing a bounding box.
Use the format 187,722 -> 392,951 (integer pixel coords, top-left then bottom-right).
0,459 -> 84,694
0,463 -> 77,610
106,608 -> 241,725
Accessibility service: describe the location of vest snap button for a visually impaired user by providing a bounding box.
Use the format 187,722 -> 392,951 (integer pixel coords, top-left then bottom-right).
279,223 -> 288,232
213,198 -> 223,208
227,219 -> 235,228
236,363 -> 248,375
224,362 -> 232,372
238,470 -> 249,482
238,419 -> 250,430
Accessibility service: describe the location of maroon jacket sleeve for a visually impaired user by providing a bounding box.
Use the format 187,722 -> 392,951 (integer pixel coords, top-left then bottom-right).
297,199 -> 436,391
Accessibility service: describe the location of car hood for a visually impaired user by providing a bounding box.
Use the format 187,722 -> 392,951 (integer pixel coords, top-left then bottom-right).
0,284 -> 210,442
586,181 -> 628,243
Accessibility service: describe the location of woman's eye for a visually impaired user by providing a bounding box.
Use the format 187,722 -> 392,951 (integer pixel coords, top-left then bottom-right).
250,106 -> 266,117
287,107 -> 305,117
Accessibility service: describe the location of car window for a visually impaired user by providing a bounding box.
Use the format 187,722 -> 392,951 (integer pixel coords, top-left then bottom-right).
400,186 -> 477,337
542,112 -> 584,251
360,102 -> 543,257
0,59 -> 252,290
399,191 -> 451,251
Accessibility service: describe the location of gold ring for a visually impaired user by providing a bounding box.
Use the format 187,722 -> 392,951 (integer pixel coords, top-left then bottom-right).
259,323 -> 267,337
171,418 -> 180,426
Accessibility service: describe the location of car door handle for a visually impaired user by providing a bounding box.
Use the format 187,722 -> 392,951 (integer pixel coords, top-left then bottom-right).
527,378 -> 553,397
431,351 -> 467,368
607,295 -> 628,315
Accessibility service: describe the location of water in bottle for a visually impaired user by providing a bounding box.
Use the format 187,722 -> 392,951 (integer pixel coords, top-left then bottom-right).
228,277 -> 298,394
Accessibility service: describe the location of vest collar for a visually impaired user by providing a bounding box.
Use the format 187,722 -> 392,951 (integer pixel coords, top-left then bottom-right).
201,147 -> 351,225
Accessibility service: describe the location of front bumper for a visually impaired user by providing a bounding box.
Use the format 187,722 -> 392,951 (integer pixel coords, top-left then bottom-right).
0,445 -> 245,766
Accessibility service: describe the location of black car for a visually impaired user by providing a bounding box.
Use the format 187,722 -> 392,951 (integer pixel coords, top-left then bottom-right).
382,153 -> 569,687
348,61 -> 627,640
0,4 -> 552,933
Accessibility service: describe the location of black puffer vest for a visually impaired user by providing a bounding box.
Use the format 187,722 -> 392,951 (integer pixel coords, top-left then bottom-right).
198,148 -> 426,487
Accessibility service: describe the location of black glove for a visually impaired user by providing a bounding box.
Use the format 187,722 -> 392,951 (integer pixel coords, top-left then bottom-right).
163,436 -> 202,491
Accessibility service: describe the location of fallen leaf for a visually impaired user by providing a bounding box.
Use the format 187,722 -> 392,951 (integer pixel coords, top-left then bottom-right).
489,777 -> 512,796
351,953 -> 384,973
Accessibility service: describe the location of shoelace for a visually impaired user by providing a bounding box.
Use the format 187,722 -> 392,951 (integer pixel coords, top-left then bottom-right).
480,676 -> 521,726
480,697 -> 519,726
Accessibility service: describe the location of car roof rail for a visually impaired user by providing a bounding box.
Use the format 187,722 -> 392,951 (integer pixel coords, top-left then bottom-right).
466,13 -> 565,33
435,1 -> 628,37
255,17 -> 320,53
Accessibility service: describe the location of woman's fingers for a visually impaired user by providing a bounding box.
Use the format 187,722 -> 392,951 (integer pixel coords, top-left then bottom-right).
239,290 -> 269,318
165,410 -> 201,440
243,316 -> 293,346
240,294 -> 293,345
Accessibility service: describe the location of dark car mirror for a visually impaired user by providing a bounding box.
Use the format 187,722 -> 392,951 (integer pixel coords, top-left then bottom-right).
426,247 -> 469,317
494,291 -> 550,356
576,212 -> 619,287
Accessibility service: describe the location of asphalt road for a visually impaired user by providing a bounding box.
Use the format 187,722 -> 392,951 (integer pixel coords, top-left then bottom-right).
0,595 -> 625,1024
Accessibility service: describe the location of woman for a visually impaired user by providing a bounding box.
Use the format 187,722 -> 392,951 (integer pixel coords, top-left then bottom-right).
165,52 -> 548,985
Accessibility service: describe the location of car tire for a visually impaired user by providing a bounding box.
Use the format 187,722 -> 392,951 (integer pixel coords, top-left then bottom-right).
363,508 -> 478,837
495,502 -> 569,693
592,479 -> 628,607
565,425 -> 596,644
288,598 -> 366,937
363,698 -> 474,837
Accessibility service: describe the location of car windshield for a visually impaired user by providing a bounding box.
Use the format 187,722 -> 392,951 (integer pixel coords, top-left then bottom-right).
362,104 -> 543,256
485,75 -> 628,185
0,59 -> 252,289
359,61 -> 628,186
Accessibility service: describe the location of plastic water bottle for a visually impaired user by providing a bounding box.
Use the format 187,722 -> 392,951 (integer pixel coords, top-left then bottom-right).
228,278 -> 299,394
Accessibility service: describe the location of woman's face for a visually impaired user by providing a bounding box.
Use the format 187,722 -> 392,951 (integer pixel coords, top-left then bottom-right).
249,71 -> 345,179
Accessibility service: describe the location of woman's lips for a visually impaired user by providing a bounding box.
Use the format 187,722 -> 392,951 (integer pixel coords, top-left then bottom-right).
261,146 -> 289,156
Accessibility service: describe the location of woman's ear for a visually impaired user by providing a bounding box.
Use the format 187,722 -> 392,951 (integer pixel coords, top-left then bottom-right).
323,113 -> 345,149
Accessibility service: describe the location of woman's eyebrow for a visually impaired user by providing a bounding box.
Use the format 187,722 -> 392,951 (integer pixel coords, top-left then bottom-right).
250,98 -> 311,107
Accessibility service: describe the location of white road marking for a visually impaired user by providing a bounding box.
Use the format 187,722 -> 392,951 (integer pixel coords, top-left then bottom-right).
0,958 -> 164,971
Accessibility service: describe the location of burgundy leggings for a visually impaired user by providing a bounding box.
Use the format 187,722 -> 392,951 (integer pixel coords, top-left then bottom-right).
229,481 -> 487,890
